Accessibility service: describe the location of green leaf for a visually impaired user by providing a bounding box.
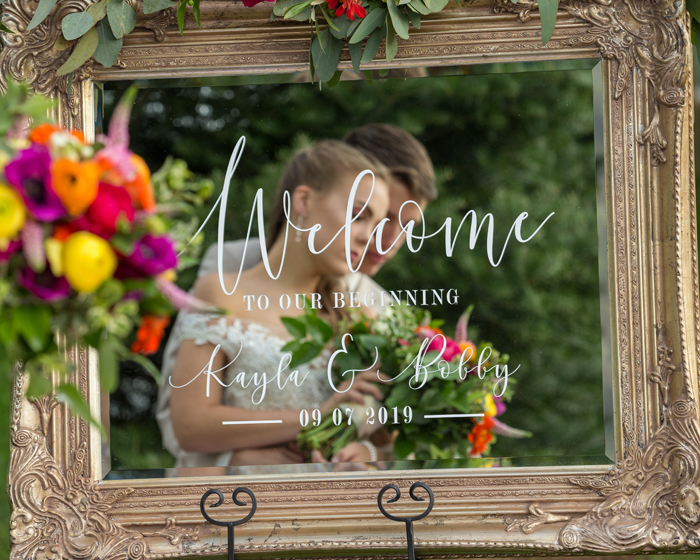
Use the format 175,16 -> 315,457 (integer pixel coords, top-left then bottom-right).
327,70 -> 343,88
689,0 -> 700,22
348,40 -> 362,72
57,26 -> 98,75
0,22 -> 13,33
107,0 -> 136,39
363,69 -> 374,85
409,0 -> 431,15
393,431 -> 416,459
281,316 -> 307,339
387,0 -> 409,39
56,382 -> 105,437
356,334 -> 387,351
143,0 -> 177,13
285,0 -> 313,18
311,28 -> 343,82
385,15 -> 397,62
423,0 -> 449,10
329,12 -> 361,38
193,0 -> 201,25
290,341 -> 322,368
62,11 -> 95,40
27,0 -> 58,30
176,0 -> 187,33
12,306 -> 51,353
349,6 -> 387,43
537,0 -> 558,44
281,339 -> 301,353
361,24 -> 384,63
26,372 -> 53,398
406,8 -> 420,28
309,31 -> 315,83
86,0 -> 110,22
94,18 -> 122,67
308,315 -> 334,345
98,335 -> 119,393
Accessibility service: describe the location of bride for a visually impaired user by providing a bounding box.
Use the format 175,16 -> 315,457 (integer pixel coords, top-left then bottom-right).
158,140 -> 391,470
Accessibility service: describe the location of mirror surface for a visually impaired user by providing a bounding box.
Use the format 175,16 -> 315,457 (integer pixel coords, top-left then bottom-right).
99,60 -> 614,479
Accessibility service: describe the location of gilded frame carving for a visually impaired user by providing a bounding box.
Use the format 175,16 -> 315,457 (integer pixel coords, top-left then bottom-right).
1,0 -> 699,556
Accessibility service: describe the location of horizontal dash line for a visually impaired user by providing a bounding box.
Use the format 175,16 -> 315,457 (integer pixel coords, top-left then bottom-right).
222,420 -> 283,425
423,414 -> 484,419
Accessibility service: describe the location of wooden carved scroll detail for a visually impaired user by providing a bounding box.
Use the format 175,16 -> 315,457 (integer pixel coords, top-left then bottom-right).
494,0 -> 690,166
509,334 -> 700,553
8,372 -> 198,560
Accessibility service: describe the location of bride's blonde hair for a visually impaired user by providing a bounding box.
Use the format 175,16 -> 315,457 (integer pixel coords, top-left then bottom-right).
267,140 -> 389,326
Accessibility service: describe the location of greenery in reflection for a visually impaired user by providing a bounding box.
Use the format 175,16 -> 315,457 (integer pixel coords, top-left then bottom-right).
105,61 -> 607,472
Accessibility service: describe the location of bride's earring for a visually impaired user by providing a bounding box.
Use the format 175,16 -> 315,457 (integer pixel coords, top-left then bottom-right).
295,214 -> 303,243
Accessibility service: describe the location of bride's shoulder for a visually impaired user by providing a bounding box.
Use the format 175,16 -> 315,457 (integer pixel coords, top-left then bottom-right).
192,272 -> 241,311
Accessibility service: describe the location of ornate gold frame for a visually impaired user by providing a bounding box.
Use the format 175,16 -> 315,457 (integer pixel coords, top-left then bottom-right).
1,0 -> 698,556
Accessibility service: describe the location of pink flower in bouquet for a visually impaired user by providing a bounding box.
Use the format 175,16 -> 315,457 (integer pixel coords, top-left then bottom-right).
18,264 -> 71,302
4,145 -> 66,221
121,234 -> 177,277
0,239 -> 21,261
441,338 -> 462,362
156,277 -> 222,313
493,395 -> 506,416
73,183 -> 135,239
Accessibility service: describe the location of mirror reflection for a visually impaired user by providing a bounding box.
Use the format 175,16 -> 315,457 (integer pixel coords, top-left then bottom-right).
101,61 -> 614,479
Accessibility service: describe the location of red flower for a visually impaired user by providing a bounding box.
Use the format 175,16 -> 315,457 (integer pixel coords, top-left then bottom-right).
73,183 -> 135,239
326,0 -> 365,20
468,415 -> 494,457
131,315 -> 171,355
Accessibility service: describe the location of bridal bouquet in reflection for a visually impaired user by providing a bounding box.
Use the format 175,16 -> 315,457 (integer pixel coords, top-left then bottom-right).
285,303 -> 531,462
0,81 -> 213,424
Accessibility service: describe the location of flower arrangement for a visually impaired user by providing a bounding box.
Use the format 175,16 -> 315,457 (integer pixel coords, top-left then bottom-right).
12,0 -> 566,87
0,81 -> 215,426
284,304 -> 530,462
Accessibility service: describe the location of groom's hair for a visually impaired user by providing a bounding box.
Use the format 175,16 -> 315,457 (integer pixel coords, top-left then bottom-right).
344,124 -> 437,203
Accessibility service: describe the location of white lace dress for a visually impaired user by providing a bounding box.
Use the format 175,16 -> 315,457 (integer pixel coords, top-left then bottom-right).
156,312 -> 334,469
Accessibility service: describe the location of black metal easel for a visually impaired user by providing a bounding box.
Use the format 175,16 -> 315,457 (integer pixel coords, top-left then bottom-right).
377,482 -> 435,560
199,487 -> 257,560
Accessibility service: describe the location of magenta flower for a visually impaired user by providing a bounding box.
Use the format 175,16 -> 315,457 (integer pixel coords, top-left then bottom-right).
241,0 -> 273,6
18,265 -> 71,302
0,239 -> 21,262
125,234 -> 177,276
4,145 -> 66,221
493,395 -> 506,416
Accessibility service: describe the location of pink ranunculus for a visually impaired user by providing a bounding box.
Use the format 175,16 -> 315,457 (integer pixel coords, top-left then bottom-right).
443,339 -> 462,362
398,338 -> 410,347
73,182 -> 135,239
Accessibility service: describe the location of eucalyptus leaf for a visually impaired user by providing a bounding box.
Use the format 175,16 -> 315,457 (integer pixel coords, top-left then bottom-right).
309,30 -> 315,83
86,0 -> 110,22
57,27 -> 98,75
143,0 -> 177,13
349,6 -> 387,43
27,0 -> 58,30
329,11 -> 359,38
311,28 -> 342,82
537,0 -> 558,43
348,40 -> 362,72
423,0 -> 449,11
62,12 -> 95,40
385,16 -> 397,62
274,0 -> 312,20
409,0 -> 431,15
107,0 -> 137,39
387,0 -> 409,40
360,24 -> 384,63
53,34 -> 72,51
406,8 -> 420,28
94,18 -> 122,67
285,0 -> 313,18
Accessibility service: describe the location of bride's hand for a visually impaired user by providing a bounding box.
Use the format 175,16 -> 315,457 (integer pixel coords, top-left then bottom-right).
320,368 -> 389,415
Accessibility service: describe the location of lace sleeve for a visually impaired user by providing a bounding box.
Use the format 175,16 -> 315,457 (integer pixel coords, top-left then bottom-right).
174,312 -> 242,358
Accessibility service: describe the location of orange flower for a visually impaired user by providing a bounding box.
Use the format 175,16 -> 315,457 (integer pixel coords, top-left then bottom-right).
29,124 -> 60,144
51,159 -> 100,215
131,315 -> 171,355
52,223 -> 78,241
458,341 -> 477,361
29,124 -> 85,145
468,415 -> 494,457
123,154 -> 155,211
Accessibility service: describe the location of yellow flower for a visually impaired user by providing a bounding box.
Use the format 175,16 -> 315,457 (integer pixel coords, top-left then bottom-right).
0,183 -> 26,239
45,237 -> 64,277
62,231 -> 117,293
484,394 -> 498,417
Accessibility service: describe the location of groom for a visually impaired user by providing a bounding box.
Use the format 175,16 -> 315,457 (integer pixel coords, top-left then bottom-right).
195,123 -> 437,294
